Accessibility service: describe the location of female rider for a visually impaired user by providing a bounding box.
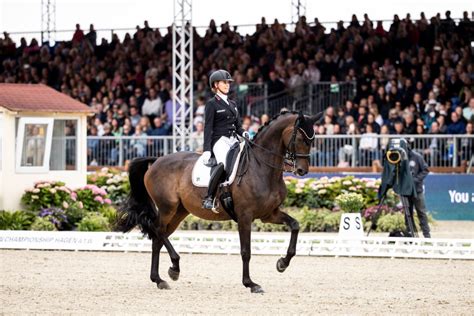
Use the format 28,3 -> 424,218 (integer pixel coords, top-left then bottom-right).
201,70 -> 249,209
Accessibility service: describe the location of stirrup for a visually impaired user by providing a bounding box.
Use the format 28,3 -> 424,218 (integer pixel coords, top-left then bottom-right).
202,197 -> 219,214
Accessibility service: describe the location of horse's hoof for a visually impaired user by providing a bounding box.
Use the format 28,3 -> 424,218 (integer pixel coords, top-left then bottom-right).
250,285 -> 264,294
157,280 -> 170,290
168,267 -> 180,281
276,258 -> 288,273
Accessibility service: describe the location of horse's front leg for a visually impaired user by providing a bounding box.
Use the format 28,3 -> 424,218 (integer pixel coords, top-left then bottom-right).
262,208 -> 300,273
238,216 -> 264,293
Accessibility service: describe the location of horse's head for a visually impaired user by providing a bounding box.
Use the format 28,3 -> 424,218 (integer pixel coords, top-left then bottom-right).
283,111 -> 323,176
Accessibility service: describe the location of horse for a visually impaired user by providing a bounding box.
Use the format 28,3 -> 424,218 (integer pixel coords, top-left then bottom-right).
116,111 -> 323,293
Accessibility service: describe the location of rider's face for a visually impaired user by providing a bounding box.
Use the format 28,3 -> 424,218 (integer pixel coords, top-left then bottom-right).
215,80 -> 230,95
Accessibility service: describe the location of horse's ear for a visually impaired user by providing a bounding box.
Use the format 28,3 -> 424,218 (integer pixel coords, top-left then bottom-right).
298,111 -> 305,121
308,111 -> 324,125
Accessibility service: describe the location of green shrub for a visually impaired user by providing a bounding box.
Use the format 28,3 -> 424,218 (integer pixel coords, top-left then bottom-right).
322,211 -> 343,232
77,212 -> 110,231
30,217 -> 57,231
284,176 -> 390,211
21,181 -> 74,213
87,168 -> 130,205
376,213 -> 406,232
38,207 -> 68,230
75,185 -> 112,212
65,202 -> 87,227
0,210 -> 35,230
99,205 -> 118,225
335,192 -> 365,213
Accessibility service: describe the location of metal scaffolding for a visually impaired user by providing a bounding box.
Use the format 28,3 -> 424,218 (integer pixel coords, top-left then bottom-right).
41,0 -> 56,45
172,0 -> 193,152
291,0 -> 306,26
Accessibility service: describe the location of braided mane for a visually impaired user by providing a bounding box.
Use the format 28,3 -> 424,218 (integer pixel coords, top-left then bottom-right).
252,111 -> 299,142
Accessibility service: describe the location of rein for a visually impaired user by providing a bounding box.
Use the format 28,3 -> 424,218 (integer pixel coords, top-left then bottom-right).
237,115 -> 315,180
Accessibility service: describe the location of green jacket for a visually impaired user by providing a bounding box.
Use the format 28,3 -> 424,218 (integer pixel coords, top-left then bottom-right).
378,151 -> 417,199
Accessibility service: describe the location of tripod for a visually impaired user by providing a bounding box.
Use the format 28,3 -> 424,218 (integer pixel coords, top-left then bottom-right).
400,195 -> 418,238
367,193 -> 418,237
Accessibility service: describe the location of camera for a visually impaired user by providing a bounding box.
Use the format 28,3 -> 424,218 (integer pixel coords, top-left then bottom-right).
385,138 -> 409,165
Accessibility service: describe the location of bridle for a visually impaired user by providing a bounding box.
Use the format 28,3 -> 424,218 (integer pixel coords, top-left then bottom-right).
240,114 -> 315,175
284,114 -> 315,170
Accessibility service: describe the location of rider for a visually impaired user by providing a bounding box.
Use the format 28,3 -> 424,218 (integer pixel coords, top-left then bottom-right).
201,69 -> 249,210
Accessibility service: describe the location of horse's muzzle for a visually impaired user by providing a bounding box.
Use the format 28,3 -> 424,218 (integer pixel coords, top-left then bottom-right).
296,168 -> 308,176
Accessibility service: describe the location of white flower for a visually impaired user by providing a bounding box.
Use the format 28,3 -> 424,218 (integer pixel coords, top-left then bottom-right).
62,201 -> 69,209
32,188 -> 40,193
342,180 -> 352,185
318,189 -> 327,194
31,195 -> 39,199
295,188 -> 303,194
319,177 -> 329,184
296,182 -> 305,189
50,188 -> 57,194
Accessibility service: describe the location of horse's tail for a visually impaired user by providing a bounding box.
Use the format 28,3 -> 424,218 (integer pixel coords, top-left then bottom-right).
115,157 -> 158,238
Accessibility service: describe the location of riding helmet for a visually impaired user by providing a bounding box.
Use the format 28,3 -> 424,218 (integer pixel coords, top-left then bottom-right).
209,69 -> 233,88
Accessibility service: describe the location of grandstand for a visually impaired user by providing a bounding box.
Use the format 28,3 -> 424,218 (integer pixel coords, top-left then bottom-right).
0,11 -> 473,171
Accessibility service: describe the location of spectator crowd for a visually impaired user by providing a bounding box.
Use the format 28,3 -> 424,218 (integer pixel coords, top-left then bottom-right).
0,11 -> 473,165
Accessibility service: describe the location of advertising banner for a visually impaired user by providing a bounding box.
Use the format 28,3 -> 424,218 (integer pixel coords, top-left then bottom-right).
305,173 -> 474,220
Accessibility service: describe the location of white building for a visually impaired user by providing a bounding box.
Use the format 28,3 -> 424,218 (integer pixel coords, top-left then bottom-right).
0,84 -> 93,211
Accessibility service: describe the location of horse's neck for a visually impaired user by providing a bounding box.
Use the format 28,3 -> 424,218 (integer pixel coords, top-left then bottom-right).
250,117 -> 292,184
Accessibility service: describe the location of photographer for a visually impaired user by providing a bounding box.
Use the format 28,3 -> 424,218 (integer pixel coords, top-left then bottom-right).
378,138 -> 431,238
408,147 -> 431,238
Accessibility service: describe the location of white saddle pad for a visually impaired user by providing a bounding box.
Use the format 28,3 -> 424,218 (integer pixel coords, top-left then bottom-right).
192,142 -> 245,187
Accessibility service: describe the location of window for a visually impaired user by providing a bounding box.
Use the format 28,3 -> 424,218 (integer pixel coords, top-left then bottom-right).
16,117 -> 53,173
50,119 -> 78,170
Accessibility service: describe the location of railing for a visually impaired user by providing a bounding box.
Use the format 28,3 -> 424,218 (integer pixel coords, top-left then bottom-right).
86,134 -> 474,170
234,82 -> 357,117
311,134 -> 474,168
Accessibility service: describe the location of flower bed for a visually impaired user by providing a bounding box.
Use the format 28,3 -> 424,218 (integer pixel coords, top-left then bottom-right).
0,171 -> 433,233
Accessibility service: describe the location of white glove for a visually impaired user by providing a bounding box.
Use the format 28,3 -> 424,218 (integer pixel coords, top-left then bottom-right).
202,151 -> 211,165
242,131 -> 250,139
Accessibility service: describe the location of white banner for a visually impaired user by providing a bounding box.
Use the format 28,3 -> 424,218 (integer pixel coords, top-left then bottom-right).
0,230 -> 473,260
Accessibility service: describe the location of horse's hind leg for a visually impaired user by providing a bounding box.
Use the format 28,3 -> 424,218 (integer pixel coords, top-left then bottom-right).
162,206 -> 189,281
261,208 -> 300,273
150,237 -> 170,289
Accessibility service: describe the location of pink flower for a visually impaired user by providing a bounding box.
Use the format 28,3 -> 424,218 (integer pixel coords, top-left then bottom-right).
77,201 -> 84,209
104,198 -> 112,205
94,196 -> 104,204
71,192 -> 77,201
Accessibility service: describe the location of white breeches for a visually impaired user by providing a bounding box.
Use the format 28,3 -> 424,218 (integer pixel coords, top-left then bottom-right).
213,136 -> 238,169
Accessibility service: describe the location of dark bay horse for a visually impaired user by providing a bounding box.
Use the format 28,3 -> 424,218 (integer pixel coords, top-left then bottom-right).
116,111 -> 322,293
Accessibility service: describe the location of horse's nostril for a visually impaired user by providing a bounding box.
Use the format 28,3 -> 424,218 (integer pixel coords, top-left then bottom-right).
297,168 -> 306,175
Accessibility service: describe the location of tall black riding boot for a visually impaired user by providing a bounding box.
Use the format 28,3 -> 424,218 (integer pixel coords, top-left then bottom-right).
202,163 -> 225,210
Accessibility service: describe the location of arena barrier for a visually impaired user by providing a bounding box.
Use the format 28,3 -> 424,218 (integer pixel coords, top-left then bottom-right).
0,230 -> 472,260
84,134 -> 474,169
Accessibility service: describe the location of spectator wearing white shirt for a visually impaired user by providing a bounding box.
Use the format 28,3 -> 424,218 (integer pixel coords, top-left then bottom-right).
359,124 -> 379,165
141,88 -> 163,117
303,60 -> 321,84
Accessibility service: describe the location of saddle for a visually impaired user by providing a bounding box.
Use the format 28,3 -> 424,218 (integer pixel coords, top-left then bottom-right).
192,141 -> 245,222
192,141 -> 245,187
